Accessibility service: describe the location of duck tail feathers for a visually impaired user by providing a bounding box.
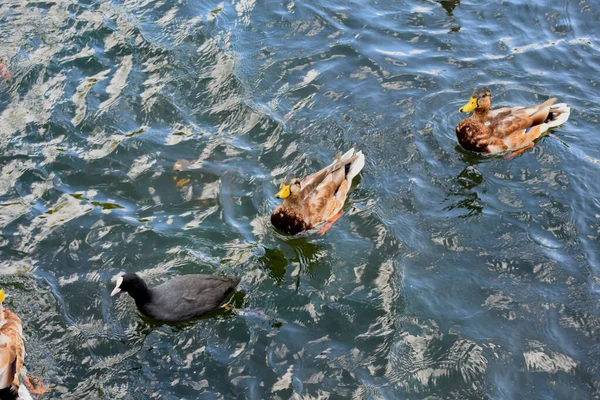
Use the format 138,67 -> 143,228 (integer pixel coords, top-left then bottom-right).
346,150 -> 365,184
338,148 -> 355,162
546,103 -> 570,128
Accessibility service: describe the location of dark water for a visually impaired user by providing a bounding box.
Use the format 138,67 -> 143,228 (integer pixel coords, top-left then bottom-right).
1,0 -> 599,398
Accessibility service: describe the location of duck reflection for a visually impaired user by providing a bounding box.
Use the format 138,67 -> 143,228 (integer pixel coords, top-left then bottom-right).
258,247 -> 288,283
443,163 -> 485,218
455,144 -> 488,166
259,237 -> 323,285
438,0 -> 460,15
287,236 -> 323,274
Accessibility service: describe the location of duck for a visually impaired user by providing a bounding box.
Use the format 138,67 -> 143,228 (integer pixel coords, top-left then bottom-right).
0,290 -> 46,400
456,87 -> 570,155
0,58 -> 9,81
0,289 -> 25,399
271,148 -> 365,235
111,273 -> 241,322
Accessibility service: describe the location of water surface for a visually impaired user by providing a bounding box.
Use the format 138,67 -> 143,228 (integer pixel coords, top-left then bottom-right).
1,0 -> 599,398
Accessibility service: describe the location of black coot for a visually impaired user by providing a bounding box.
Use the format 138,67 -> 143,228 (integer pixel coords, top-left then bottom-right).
111,273 -> 240,322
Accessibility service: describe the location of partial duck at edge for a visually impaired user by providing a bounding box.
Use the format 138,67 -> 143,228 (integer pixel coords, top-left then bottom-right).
0,290 -> 47,400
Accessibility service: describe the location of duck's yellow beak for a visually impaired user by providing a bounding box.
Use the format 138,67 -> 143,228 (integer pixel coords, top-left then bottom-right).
459,97 -> 478,113
275,184 -> 290,199
0,289 -> 5,303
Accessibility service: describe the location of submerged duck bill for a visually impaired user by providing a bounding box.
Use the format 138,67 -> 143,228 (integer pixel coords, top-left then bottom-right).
274,184 -> 290,199
459,97 -> 478,113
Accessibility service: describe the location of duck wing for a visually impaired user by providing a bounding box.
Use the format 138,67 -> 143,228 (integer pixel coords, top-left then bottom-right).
298,149 -> 357,199
305,167 -> 346,224
306,150 -> 365,225
302,153 -> 355,196
490,98 -> 556,138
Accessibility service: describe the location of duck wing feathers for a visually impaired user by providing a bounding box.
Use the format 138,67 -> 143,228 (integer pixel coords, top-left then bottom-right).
490,98 -> 556,138
302,152 -> 361,225
299,152 -> 358,200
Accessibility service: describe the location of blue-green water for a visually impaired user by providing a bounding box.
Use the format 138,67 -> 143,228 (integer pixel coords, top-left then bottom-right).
1,0 -> 599,398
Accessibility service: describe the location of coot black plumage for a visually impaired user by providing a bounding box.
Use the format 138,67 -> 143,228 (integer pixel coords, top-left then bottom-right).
111,273 -> 240,322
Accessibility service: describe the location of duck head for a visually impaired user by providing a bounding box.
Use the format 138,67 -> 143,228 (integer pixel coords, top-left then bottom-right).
274,178 -> 302,199
459,87 -> 492,113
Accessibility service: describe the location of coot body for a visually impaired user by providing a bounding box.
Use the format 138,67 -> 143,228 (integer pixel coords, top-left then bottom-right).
111,273 -> 240,322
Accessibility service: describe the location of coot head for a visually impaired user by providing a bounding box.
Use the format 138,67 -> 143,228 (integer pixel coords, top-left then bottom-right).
111,273 -> 149,297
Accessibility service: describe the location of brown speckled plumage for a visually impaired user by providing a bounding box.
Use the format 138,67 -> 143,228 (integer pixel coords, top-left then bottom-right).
456,119 -> 495,153
270,207 -> 310,235
0,305 -> 24,397
456,88 -> 571,154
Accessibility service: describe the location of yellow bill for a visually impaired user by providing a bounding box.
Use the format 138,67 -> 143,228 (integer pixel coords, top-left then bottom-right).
459,97 -> 478,113
275,184 -> 290,199
0,289 -> 5,303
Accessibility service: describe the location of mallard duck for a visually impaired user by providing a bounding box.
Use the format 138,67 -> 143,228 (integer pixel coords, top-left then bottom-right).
0,58 -> 10,81
0,290 -> 48,399
0,289 -> 25,399
456,87 -> 570,155
271,148 -> 365,235
111,273 -> 240,322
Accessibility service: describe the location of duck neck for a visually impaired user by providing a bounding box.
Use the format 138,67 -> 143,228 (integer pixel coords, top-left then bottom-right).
283,195 -> 301,208
474,107 -> 489,121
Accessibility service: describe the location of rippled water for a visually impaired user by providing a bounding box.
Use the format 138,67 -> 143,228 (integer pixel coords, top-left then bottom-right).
1,0 -> 599,398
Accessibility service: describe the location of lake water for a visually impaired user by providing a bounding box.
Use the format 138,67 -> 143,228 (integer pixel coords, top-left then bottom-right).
1,0 -> 599,398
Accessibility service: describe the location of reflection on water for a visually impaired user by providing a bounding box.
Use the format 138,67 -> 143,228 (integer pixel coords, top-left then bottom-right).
259,237 -> 324,286
443,165 -> 485,218
258,246 -> 288,283
1,0 -> 600,397
438,0 -> 461,16
387,317 -> 488,396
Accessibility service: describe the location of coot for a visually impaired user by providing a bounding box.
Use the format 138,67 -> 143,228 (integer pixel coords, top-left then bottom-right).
111,273 -> 240,322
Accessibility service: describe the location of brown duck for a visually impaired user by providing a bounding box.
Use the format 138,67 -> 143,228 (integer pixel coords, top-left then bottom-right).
456,87 -> 570,155
271,148 -> 365,235
0,290 -> 48,398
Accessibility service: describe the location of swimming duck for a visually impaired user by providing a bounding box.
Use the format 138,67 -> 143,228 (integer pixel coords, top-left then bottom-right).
0,289 -> 24,399
0,290 -> 48,399
111,273 -> 240,322
0,58 -> 10,81
271,148 -> 365,235
456,87 -> 570,155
